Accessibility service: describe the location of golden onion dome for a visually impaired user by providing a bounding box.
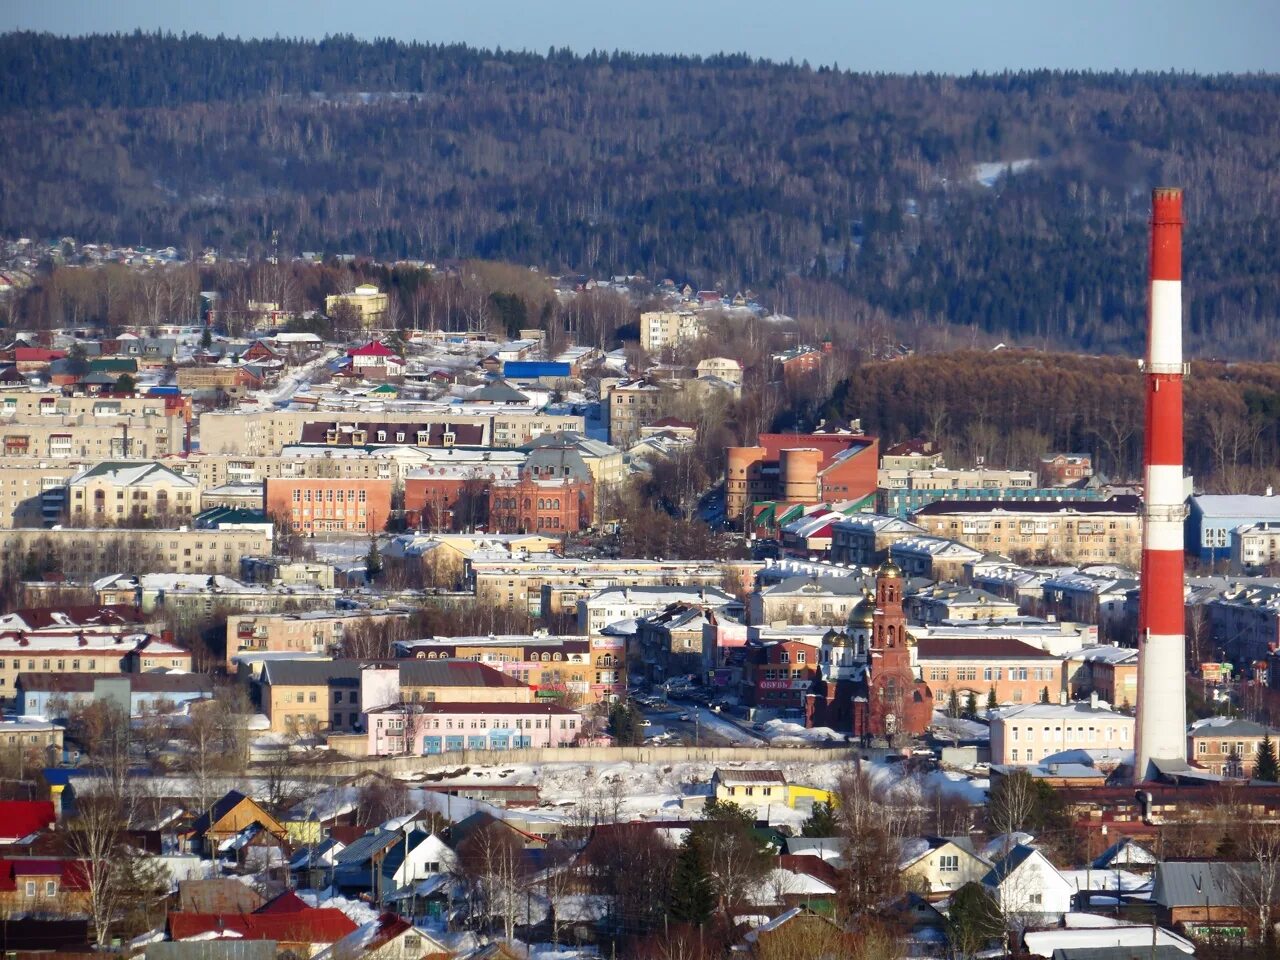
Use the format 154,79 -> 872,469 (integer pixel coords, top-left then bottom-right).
877,557 -> 903,579
848,589 -> 875,628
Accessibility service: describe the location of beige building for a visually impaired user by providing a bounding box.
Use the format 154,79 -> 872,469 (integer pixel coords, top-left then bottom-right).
695,357 -> 743,385
1,415 -> 185,460
711,768 -> 788,810
177,451 -> 401,487
0,632 -> 191,702
829,514 -> 926,567
96,573 -> 337,615
0,460 -> 81,528
879,467 -> 1037,491
1188,717 -> 1279,777
198,408 -> 584,456
606,379 -> 678,447
326,284 -> 389,327
225,609 -> 412,670
469,558 -> 757,616
899,838 -> 991,898
0,526 -> 273,580
911,496 -> 1143,566
640,310 -> 703,353
990,700 -> 1134,766
66,460 -> 200,525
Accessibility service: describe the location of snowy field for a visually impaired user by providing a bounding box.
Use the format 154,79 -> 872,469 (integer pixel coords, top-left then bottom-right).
972,158 -> 1036,187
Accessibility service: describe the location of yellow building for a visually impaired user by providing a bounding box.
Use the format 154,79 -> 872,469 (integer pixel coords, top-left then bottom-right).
325,284 -> 389,327
66,460 -> 201,525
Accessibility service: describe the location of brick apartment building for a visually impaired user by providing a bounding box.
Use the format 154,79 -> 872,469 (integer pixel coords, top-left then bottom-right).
264,477 -> 393,534
726,427 -> 879,520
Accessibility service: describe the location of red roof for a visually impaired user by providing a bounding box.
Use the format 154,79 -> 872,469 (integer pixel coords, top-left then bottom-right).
348,341 -> 397,357
0,802 -> 55,841
0,859 -> 90,892
915,637 -> 1055,660
14,348 -> 65,362
167,909 -> 357,944
254,890 -> 310,915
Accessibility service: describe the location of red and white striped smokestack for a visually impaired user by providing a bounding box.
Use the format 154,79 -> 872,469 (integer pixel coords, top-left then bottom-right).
1134,187 -> 1188,783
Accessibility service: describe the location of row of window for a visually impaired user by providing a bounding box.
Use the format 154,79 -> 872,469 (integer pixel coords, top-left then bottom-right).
1008,724 -> 1128,743
291,489 -> 369,502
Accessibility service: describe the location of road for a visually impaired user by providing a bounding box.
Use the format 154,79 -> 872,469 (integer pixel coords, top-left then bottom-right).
639,699 -> 768,747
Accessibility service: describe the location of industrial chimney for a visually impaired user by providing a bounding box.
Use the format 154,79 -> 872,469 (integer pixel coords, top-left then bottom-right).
1133,188 -> 1188,783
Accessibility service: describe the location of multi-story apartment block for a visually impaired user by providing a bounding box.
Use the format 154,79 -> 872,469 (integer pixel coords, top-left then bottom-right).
903,585 -> 1020,624
264,477 -> 393,535
1206,583 -> 1280,662
0,392 -> 189,461
0,460 -> 80,527
199,408 -> 584,456
1186,494 -> 1280,563
397,634 -> 624,704
66,460 -> 201,525
879,438 -> 945,472
577,585 -> 743,635
639,310 -> 703,353
225,609 -> 414,671
726,428 -> 879,520
1231,521 -> 1280,571
469,558 -> 758,617
96,573 -> 339,615
911,497 -> 1143,566
990,699 -> 1134,766
0,631 -> 191,703
1041,568 -> 1138,638
750,575 -> 870,627
889,536 -> 984,582
1065,644 -> 1138,708
829,514 -> 925,567
606,379 -> 677,447
0,527 -> 273,580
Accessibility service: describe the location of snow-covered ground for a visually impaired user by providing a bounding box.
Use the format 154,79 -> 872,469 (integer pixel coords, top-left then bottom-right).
931,709 -> 990,741
758,719 -> 847,745
972,158 -> 1036,187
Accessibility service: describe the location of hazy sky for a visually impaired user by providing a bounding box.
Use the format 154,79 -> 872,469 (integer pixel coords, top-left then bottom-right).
3,0 -> 1277,74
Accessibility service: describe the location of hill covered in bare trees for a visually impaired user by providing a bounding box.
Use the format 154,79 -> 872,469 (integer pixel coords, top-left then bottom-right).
2,33 -> 1279,355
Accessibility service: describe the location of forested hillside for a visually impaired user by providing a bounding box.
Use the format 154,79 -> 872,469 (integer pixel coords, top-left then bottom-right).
2,33 -> 1279,355
824,350 -> 1280,489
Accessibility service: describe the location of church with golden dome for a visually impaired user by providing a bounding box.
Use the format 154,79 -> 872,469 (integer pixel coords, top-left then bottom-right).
805,558 -> 934,740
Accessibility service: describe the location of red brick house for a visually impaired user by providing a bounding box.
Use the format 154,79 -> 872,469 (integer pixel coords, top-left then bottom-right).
489,475 -> 591,535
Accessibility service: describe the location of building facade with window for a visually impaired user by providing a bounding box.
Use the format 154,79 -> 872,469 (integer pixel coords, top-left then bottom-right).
911,496 -> 1142,566
264,477 -> 392,534
915,637 -> 1066,707
365,701 -> 582,755
989,700 -> 1135,766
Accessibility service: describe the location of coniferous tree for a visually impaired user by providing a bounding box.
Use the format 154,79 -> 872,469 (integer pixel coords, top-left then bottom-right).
1256,733 -> 1279,782
1040,686 -> 1050,704
800,801 -> 837,837
668,833 -> 714,926
986,687 -> 998,713
947,688 -> 960,718
963,691 -> 978,720
364,534 -> 383,582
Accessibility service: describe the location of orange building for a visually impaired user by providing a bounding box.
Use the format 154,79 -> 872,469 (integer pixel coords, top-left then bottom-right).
726,429 -> 879,519
916,637 -> 1066,707
264,477 -> 392,535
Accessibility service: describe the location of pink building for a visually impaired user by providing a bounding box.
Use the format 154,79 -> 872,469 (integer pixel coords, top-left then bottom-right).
365,701 -> 583,756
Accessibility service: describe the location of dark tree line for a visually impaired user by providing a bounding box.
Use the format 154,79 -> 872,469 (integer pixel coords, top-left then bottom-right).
825,350 -> 1280,489
1,33 -> 1279,355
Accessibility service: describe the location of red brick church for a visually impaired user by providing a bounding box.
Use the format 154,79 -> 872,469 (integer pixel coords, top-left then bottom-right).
806,559 -> 933,741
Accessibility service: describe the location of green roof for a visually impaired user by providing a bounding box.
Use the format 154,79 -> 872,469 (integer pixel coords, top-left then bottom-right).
89,357 -> 138,373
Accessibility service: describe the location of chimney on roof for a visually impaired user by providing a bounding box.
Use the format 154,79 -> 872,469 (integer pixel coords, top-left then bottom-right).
1059,691 -> 1068,706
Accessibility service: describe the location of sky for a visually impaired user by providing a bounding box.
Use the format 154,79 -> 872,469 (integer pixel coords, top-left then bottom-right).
2,0 -> 1278,74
